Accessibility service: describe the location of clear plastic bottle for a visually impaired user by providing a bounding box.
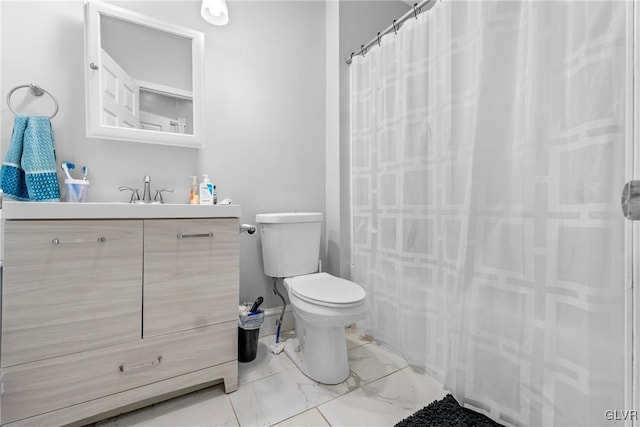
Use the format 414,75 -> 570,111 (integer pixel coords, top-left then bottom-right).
189,176 -> 199,204
199,174 -> 214,205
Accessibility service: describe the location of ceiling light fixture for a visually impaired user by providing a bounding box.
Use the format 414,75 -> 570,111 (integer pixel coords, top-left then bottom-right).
201,0 -> 229,26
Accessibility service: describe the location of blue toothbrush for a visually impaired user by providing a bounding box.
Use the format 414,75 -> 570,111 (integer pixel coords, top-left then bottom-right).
60,161 -> 73,180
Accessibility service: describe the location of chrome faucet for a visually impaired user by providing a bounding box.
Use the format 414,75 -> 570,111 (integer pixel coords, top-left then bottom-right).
142,175 -> 152,203
119,175 -> 173,204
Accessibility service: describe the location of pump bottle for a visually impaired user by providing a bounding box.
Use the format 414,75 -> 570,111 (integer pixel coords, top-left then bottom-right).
199,174 -> 214,205
189,176 -> 199,204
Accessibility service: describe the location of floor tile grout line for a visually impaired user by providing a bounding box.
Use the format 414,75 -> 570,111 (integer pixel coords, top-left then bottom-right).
266,407 -> 318,427
315,366 -> 424,427
240,342 -> 406,427
238,367 -> 292,388
227,391 -> 242,427
230,332 -> 405,427
303,364 -> 409,424
315,365 -> 413,415
242,340 -> 406,416
316,405 -> 334,427
264,363 -> 408,427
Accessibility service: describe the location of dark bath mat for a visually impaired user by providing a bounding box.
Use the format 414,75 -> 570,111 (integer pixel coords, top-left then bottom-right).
395,394 -> 504,427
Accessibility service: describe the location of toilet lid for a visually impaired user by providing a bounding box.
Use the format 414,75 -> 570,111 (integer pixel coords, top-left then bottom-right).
288,273 -> 366,307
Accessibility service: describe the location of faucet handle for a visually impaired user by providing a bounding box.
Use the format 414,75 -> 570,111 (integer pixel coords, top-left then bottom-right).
154,188 -> 174,204
119,186 -> 140,203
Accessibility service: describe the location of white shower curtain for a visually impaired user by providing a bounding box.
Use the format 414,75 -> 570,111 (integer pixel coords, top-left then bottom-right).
350,1 -> 629,425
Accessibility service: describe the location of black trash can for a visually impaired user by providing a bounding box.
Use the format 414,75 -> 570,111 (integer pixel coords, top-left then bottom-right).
238,308 -> 264,363
238,327 -> 260,362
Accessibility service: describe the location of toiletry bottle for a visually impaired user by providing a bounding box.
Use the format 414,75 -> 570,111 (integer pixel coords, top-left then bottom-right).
213,185 -> 218,204
189,176 -> 199,205
199,174 -> 213,205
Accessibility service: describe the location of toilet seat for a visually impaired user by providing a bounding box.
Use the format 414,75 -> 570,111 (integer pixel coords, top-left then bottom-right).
285,273 -> 366,308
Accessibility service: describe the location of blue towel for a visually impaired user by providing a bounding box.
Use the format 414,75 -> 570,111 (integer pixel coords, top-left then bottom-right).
1,115 -> 60,202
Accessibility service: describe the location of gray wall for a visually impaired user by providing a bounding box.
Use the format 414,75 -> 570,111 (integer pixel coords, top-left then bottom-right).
0,0 -> 326,309
0,0 -> 408,311
195,0 -> 327,307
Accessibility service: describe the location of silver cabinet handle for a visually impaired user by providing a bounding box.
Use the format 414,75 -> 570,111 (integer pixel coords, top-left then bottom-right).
118,356 -> 162,373
52,237 -> 106,245
176,232 -> 213,239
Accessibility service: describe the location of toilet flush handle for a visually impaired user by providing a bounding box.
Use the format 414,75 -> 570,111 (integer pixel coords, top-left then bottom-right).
240,224 -> 256,234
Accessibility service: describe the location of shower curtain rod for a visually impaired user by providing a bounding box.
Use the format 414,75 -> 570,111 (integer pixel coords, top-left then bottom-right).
345,0 -> 435,65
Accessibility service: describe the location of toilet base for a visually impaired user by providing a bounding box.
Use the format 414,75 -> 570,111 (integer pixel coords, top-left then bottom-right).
284,324 -> 349,385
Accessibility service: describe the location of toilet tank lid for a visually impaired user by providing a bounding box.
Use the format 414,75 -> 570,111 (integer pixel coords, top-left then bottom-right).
255,212 -> 322,224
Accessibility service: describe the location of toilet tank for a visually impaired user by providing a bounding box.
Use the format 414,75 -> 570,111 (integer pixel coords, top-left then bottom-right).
255,212 -> 322,278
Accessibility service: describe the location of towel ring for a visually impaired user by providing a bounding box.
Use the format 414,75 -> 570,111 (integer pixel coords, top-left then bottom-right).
6,84 -> 59,119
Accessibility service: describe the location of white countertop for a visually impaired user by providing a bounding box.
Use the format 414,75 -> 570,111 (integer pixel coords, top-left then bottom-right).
0,201 -> 241,220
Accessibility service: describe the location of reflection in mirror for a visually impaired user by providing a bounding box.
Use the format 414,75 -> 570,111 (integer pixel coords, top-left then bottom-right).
100,15 -> 193,134
85,0 -> 204,148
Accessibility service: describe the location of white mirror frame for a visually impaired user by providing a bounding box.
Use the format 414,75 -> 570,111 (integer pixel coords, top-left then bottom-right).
84,0 -> 205,148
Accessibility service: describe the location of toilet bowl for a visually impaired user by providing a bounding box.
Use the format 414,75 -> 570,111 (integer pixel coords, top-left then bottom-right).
283,273 -> 367,384
255,212 -> 368,385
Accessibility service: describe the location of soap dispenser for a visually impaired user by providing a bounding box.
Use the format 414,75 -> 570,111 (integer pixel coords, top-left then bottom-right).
199,174 -> 213,205
189,176 -> 199,205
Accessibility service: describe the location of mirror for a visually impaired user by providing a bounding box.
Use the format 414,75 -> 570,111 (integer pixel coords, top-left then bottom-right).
84,0 -> 204,148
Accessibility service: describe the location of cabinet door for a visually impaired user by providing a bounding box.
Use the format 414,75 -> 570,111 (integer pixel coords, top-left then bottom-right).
1,220 -> 143,367
143,218 -> 239,337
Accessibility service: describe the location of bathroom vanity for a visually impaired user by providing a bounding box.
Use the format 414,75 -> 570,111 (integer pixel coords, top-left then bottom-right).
0,202 -> 240,426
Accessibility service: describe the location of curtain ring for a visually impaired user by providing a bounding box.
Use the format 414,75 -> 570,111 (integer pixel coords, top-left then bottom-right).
393,20 -> 398,34
413,3 -> 420,19
350,52 -> 355,61
377,32 -> 381,46
360,44 -> 366,57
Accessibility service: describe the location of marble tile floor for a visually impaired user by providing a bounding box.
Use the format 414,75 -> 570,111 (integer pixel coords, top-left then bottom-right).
93,327 -> 446,427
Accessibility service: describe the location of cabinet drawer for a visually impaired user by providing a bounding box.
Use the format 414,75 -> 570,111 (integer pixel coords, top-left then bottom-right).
0,321 -> 236,424
1,220 -> 143,366
143,218 -> 239,337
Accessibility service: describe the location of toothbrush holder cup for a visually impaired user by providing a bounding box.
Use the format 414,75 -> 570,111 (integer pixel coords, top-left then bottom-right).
64,179 -> 90,202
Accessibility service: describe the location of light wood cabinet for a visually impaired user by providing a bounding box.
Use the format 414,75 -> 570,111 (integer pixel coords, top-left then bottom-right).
0,216 -> 239,426
2,220 -> 143,367
143,218 -> 238,337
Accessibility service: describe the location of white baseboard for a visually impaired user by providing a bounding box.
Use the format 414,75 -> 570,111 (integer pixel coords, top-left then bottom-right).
259,305 -> 295,338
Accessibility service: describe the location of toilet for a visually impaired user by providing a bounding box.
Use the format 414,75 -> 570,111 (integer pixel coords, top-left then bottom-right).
255,212 -> 367,385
